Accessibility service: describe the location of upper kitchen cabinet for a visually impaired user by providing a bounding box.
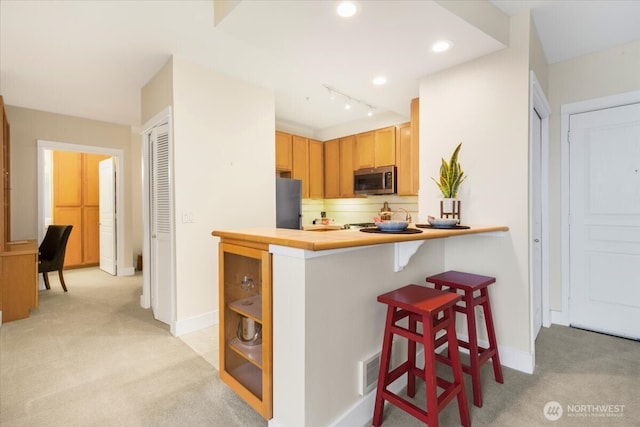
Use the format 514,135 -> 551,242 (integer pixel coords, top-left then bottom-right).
396,98 -> 419,196
290,135 -> 324,199
275,131 -> 293,172
354,126 -> 396,170
323,139 -> 340,198
308,139 -> 324,199
324,137 -> 354,199
339,136 -> 355,198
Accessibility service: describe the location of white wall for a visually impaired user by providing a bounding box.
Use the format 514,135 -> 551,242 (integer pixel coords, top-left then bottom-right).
547,40 -> 640,311
418,13 -> 533,359
171,58 -> 275,326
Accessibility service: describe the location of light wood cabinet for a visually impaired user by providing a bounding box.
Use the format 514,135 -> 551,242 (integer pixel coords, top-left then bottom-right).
325,136 -> 355,198
354,131 -> 375,169
219,242 -> 272,419
375,126 -> 396,167
0,96 -> 38,323
275,131 -> 293,172
339,136 -> 355,198
53,151 -> 110,267
323,139 -> 340,198
397,98 -> 419,196
292,135 -> 309,198
354,126 -> 396,170
308,139 -> 324,199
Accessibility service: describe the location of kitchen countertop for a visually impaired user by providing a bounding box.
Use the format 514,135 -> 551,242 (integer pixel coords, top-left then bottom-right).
212,225 -> 509,251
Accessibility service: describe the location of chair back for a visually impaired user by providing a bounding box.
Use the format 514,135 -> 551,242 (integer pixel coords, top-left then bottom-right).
39,225 -> 73,267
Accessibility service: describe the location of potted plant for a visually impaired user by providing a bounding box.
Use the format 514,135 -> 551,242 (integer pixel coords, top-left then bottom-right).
432,142 -> 465,215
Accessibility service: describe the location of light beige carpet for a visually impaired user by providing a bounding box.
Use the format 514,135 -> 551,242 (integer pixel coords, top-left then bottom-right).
0,268 -> 266,427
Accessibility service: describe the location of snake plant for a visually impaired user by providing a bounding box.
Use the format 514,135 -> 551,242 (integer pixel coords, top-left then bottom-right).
432,142 -> 466,198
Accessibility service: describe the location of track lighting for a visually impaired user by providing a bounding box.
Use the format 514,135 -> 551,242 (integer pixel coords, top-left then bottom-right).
323,84 -> 376,117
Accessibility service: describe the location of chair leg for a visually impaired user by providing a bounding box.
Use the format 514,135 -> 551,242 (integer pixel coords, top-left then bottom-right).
58,269 -> 68,292
42,272 -> 51,290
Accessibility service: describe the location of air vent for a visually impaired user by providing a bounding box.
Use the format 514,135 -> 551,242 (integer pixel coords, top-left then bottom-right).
359,351 -> 381,395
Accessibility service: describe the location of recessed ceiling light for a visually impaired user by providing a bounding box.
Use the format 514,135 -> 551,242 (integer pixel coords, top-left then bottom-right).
336,1 -> 357,18
432,40 -> 453,53
372,75 -> 387,86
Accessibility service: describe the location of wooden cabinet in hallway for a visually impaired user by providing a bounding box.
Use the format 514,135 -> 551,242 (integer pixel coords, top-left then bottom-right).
53,151 -> 110,268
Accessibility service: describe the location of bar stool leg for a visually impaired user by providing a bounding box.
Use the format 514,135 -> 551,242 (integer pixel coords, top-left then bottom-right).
465,291 -> 483,408
446,308 -> 471,427
421,313 -> 439,427
481,289 -> 504,383
373,306 -> 395,427
407,313 -> 418,397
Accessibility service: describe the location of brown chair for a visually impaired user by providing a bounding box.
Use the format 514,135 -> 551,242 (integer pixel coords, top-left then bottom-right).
38,225 -> 73,292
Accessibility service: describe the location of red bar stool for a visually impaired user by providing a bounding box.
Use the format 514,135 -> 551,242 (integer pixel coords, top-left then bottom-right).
426,271 -> 504,408
373,284 -> 470,427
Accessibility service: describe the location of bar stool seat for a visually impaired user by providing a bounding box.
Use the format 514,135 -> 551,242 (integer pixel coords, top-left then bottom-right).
373,284 -> 470,427
426,271 -> 504,408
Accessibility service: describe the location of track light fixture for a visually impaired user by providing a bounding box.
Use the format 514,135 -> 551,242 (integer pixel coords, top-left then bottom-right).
323,84 -> 375,117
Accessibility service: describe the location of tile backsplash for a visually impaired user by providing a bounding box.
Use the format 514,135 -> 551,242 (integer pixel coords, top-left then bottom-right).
302,195 -> 418,226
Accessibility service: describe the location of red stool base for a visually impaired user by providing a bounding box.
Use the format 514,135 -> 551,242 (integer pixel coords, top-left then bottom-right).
373,285 -> 470,427
427,271 -> 504,408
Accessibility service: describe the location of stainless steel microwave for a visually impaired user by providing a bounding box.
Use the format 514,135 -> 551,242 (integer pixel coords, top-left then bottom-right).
354,166 -> 397,195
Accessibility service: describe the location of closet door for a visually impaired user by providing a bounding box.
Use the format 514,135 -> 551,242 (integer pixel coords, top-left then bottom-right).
149,122 -> 173,325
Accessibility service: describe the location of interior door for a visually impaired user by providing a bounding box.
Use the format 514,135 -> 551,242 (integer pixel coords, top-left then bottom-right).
569,102 -> 640,339
150,123 -> 173,325
99,157 -> 116,275
531,109 -> 543,339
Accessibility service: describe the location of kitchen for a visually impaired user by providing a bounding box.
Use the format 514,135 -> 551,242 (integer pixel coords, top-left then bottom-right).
3,0 -> 640,426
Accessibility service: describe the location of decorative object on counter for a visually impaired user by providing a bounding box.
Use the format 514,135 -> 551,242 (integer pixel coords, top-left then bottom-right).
321,211 -> 329,225
427,216 -> 459,228
361,227 -> 422,234
379,201 -> 392,221
416,224 -> 471,230
374,220 -> 409,232
432,142 -> 465,221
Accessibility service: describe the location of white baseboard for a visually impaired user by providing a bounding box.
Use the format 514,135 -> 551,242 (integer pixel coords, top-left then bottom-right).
172,310 -> 218,337
551,310 -> 569,326
117,266 -> 135,277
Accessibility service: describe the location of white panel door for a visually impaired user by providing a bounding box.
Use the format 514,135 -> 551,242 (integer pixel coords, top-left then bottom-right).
99,158 -> 116,275
531,110 -> 543,339
150,123 -> 173,325
569,102 -> 640,339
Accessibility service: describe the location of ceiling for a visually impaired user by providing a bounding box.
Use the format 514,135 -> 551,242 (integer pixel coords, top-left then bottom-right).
1,1 -> 639,133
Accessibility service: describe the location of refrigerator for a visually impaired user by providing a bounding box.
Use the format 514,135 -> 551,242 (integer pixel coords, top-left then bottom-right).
276,177 -> 302,230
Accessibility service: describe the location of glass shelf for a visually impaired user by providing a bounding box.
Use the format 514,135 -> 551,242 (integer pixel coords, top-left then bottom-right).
228,294 -> 262,321
229,338 -> 262,368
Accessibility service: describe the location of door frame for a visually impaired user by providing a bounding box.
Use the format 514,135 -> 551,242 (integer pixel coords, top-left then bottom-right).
139,106 -> 176,333
37,140 -> 126,276
529,71 -> 551,359
558,89 -> 640,325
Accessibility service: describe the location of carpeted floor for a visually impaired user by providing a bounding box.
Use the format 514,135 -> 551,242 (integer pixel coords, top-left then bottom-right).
0,268 -> 266,427
1,268 -> 638,426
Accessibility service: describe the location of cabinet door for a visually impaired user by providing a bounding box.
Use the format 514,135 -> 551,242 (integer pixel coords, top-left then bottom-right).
292,136 -> 309,198
54,151 -> 82,206
354,131 -> 375,170
275,131 -> 293,172
83,206 -> 100,264
339,136 -> 355,198
219,242 -> 272,419
374,126 -> 396,167
54,206 -> 82,267
308,139 -> 324,199
323,139 -> 340,198
396,123 -> 415,195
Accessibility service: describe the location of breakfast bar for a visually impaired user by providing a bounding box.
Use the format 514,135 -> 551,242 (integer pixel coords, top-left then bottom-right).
212,225 -> 508,427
